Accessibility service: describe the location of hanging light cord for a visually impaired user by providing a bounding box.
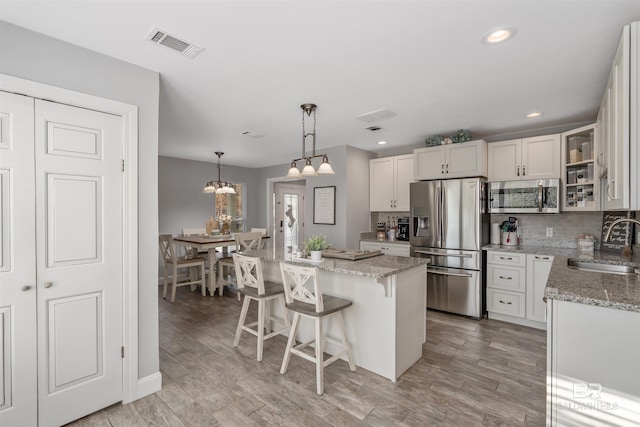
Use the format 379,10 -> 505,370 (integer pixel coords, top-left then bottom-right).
291,104 -> 323,163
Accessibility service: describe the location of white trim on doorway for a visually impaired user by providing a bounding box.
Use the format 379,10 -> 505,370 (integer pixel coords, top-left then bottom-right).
0,73 -> 149,405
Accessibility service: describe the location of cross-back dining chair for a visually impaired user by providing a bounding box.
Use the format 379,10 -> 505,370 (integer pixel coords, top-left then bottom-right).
217,231 -> 264,297
159,234 -> 206,302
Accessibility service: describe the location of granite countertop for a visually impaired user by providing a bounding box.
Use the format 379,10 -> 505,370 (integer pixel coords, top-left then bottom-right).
242,247 -> 428,280
483,244 -> 640,312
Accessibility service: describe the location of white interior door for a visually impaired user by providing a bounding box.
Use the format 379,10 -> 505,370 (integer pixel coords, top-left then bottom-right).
35,99 -> 123,427
0,91 -> 38,427
274,181 -> 305,253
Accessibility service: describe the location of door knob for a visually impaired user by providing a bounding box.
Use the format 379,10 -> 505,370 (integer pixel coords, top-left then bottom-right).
44,282 -> 53,288
22,285 -> 32,291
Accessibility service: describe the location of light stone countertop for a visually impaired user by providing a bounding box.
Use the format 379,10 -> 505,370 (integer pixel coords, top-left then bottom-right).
242,247 -> 428,280
483,244 -> 640,312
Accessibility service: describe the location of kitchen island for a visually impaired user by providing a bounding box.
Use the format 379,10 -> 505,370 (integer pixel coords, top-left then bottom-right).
242,247 -> 429,381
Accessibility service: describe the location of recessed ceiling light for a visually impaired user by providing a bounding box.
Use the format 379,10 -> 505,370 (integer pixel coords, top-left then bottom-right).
378,141 -> 388,145
526,111 -> 543,119
482,27 -> 517,45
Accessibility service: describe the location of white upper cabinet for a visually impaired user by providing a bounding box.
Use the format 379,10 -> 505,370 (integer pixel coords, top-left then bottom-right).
370,154 -> 414,211
413,139 -> 487,181
602,24 -> 632,210
488,135 -> 561,182
488,139 -> 520,181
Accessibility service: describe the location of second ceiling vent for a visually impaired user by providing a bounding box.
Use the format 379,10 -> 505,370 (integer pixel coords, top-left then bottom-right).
145,26 -> 204,59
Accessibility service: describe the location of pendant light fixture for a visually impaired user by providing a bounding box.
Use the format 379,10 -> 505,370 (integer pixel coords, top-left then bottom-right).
286,103 -> 335,178
203,151 -> 236,194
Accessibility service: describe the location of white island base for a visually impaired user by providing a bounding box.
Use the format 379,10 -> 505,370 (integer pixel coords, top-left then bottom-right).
256,254 -> 427,382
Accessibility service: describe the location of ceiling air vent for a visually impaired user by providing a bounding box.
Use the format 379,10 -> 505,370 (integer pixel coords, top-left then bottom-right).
357,108 -> 398,124
145,26 -> 204,59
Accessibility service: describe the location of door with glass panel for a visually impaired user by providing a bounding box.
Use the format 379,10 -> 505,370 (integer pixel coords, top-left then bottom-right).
274,182 -> 305,253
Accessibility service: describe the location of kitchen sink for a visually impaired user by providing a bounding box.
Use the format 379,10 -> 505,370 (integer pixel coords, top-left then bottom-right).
567,259 -> 639,276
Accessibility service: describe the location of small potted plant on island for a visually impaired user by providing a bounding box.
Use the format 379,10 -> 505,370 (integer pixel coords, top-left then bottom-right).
304,235 -> 330,261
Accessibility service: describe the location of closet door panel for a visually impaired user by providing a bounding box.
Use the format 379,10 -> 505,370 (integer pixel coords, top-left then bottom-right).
36,99 -> 124,427
47,174 -> 102,266
0,91 -> 37,427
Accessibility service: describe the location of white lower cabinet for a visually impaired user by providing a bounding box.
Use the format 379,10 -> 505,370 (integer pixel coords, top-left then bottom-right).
360,241 -> 410,257
486,251 -> 553,329
487,289 -> 526,318
547,300 -> 640,426
526,254 -> 553,323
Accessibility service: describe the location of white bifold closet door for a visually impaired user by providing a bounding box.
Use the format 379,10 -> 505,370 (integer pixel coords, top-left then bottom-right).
0,90 -> 124,427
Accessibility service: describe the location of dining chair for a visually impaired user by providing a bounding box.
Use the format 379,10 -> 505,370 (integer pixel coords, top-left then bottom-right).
278,262 -> 356,395
217,231 -> 264,297
159,234 -> 206,302
181,227 -> 207,256
250,228 -> 267,249
232,253 -> 291,361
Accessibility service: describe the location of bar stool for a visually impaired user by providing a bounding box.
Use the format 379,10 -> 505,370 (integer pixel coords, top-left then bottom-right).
232,253 -> 291,361
279,262 -> 356,395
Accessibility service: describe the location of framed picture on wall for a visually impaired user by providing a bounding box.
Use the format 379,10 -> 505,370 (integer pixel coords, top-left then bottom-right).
313,186 -> 335,225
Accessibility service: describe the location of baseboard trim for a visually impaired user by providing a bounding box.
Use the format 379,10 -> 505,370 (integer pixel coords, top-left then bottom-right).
488,311 -> 547,330
135,372 -> 162,400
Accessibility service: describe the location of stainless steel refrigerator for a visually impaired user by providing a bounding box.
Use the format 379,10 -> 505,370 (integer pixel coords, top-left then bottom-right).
409,178 -> 489,319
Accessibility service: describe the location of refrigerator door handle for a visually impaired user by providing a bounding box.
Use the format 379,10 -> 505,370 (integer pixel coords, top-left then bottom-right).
440,182 -> 447,248
435,182 -> 441,247
414,250 -> 472,258
427,268 -> 473,278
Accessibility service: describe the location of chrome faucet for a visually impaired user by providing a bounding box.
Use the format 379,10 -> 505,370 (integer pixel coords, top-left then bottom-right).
603,218 -> 640,242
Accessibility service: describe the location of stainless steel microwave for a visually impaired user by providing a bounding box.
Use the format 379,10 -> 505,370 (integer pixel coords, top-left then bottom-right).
488,179 -> 560,213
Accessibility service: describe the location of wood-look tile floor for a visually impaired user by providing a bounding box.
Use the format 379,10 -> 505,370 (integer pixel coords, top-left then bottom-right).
68,286 -> 547,426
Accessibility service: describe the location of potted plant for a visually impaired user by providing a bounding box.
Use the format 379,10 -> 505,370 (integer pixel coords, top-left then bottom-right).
304,235 -> 330,261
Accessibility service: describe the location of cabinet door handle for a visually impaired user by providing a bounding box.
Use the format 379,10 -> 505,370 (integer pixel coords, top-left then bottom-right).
535,256 -> 550,260
499,300 -> 513,305
522,165 -> 526,176
517,166 -> 520,176
597,152 -> 604,167
607,179 -> 616,200
22,285 -> 32,292
499,275 -> 512,280
44,282 -> 53,288
446,164 -> 449,173
498,256 -> 513,260
441,164 -> 445,174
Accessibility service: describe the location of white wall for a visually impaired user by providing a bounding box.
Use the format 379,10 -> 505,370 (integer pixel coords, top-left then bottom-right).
346,146 -> 377,248
0,22 -> 161,379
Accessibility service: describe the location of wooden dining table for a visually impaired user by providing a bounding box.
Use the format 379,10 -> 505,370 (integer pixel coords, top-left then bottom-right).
172,234 -> 269,296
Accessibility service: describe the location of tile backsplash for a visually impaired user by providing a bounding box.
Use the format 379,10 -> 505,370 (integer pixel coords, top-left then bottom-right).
370,211 -> 410,230
371,211 -> 639,248
490,212 -> 604,248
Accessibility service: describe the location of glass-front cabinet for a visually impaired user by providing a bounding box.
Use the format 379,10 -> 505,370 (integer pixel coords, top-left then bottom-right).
561,123 -> 599,211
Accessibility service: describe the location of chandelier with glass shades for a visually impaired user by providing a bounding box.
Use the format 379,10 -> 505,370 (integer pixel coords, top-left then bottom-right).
286,103 -> 335,178
203,151 -> 236,194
